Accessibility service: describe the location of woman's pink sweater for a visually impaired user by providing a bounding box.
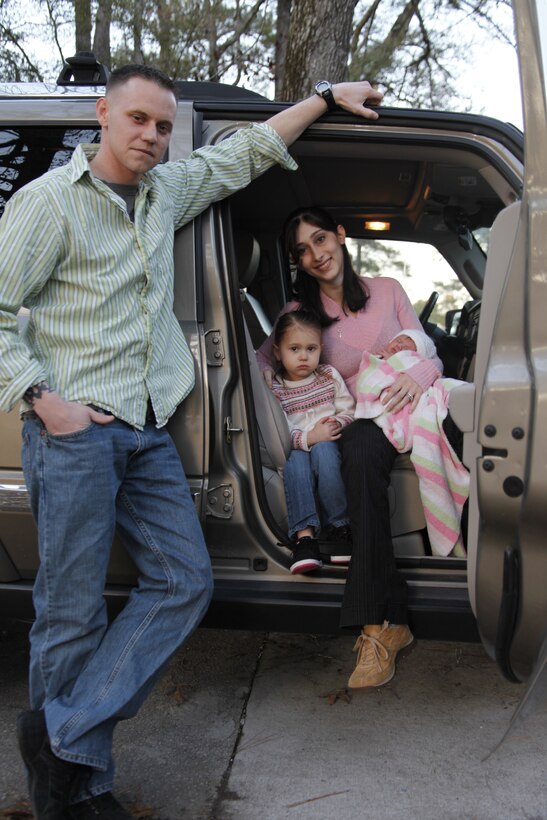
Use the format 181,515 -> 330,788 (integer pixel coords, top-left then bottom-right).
256,277 -> 442,397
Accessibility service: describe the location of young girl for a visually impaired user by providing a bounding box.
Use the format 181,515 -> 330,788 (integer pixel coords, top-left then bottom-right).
271,309 -> 355,574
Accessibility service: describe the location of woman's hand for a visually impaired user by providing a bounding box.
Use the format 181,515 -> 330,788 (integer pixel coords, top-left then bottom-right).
381,375 -> 422,414
307,417 -> 342,445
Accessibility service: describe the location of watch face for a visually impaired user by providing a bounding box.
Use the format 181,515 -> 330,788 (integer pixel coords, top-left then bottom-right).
316,81 -> 331,94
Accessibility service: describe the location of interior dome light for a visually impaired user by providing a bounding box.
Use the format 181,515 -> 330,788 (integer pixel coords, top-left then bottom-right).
364,220 -> 391,231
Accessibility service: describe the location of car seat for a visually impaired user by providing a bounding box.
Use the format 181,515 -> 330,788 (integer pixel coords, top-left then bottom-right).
235,230 -> 273,347
235,230 -> 291,533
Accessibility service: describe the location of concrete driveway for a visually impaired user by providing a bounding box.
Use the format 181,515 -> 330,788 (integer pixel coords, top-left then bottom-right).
1,629 -> 545,819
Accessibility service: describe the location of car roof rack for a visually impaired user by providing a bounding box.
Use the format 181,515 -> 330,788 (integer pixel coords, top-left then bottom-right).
57,52 -> 109,86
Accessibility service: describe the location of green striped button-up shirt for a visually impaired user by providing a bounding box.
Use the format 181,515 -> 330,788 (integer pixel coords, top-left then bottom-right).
0,122 -> 297,428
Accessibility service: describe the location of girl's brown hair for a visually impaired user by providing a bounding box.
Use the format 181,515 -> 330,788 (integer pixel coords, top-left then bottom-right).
273,308 -> 322,347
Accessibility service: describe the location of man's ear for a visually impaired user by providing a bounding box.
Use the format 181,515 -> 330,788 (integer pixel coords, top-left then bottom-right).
96,96 -> 109,128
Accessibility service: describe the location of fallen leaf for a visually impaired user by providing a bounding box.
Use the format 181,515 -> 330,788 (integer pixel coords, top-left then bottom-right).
127,798 -> 155,818
322,687 -> 352,705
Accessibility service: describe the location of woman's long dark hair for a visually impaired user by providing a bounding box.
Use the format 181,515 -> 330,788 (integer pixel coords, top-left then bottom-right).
283,206 -> 369,327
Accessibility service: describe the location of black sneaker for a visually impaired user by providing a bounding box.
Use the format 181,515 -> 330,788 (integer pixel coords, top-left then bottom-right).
326,525 -> 353,564
67,792 -> 132,819
16,710 -> 88,820
290,536 -> 322,574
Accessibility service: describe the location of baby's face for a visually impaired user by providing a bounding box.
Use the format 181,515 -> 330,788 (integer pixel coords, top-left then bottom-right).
385,334 -> 417,355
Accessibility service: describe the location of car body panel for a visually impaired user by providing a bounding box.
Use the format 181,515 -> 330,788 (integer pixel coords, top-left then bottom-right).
465,0 -> 547,681
0,5 -> 545,681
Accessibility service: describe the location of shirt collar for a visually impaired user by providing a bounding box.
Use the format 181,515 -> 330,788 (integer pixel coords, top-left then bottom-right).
69,144 -> 153,192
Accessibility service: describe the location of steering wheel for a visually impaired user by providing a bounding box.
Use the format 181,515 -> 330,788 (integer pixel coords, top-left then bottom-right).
419,291 -> 439,326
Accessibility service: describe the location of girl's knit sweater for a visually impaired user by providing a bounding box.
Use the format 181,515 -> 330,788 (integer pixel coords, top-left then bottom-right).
271,364 -> 355,451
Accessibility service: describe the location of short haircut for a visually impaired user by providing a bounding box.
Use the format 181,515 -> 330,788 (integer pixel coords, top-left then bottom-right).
106,64 -> 175,95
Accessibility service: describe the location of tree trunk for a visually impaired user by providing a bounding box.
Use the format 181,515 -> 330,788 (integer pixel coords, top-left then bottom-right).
275,0 -> 292,99
155,0 -> 177,75
132,0 -> 146,64
92,0 -> 112,66
74,0 -> 92,53
204,0 -> 220,82
281,0 -> 357,101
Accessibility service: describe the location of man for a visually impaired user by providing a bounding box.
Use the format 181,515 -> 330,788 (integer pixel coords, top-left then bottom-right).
0,65 -> 382,818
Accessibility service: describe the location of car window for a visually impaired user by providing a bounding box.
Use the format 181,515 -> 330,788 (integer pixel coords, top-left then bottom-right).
0,127 -> 101,216
0,127 -> 101,325
346,238 -> 470,328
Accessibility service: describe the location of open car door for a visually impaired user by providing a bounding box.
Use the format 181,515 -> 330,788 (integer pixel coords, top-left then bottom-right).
461,0 -> 547,684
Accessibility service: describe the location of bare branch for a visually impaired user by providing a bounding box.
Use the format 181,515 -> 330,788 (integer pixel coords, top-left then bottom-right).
350,0 -> 382,56
214,0 -> 267,56
41,0 -> 65,65
0,22 -> 44,80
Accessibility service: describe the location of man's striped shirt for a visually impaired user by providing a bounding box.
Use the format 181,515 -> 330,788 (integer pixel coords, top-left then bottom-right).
0,123 -> 296,427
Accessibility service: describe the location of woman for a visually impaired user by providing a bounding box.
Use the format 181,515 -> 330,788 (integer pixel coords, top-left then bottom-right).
257,206 -> 442,689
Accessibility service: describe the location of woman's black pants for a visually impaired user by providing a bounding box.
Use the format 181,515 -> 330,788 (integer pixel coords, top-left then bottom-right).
339,419 -> 408,627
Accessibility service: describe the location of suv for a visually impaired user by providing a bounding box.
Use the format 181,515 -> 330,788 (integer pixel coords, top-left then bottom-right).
0,0 -> 546,691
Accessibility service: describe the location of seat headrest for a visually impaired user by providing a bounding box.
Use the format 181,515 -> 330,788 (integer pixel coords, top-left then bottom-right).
234,230 -> 261,289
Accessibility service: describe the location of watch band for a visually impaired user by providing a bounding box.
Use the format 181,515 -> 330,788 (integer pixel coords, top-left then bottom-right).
314,80 -> 337,113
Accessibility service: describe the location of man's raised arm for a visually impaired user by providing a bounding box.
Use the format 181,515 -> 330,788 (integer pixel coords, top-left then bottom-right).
265,81 -> 383,147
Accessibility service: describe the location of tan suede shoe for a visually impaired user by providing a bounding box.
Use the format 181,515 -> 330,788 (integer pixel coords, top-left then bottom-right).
347,621 -> 414,688
380,622 -> 414,653
348,624 -> 395,688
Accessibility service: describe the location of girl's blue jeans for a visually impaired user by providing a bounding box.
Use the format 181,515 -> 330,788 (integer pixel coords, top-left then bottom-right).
21,414 -> 213,800
283,441 -> 349,540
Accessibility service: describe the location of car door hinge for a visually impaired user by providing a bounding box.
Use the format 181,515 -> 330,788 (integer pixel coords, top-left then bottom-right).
224,416 -> 243,444
204,329 -> 225,366
207,484 -> 234,518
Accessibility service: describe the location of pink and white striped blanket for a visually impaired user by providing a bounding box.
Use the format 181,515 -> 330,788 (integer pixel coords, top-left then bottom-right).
355,350 -> 469,557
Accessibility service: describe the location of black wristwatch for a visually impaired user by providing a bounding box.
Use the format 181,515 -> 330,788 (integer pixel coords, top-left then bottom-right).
314,80 -> 337,112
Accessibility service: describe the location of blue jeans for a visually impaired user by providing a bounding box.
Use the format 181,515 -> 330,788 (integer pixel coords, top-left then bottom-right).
283,441 -> 349,540
21,415 -> 213,800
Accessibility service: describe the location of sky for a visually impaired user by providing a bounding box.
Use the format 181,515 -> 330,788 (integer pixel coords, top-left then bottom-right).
460,38 -> 523,130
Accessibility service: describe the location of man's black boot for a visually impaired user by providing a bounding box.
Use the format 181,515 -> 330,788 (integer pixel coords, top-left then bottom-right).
67,793 -> 132,819
17,710 -> 88,820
